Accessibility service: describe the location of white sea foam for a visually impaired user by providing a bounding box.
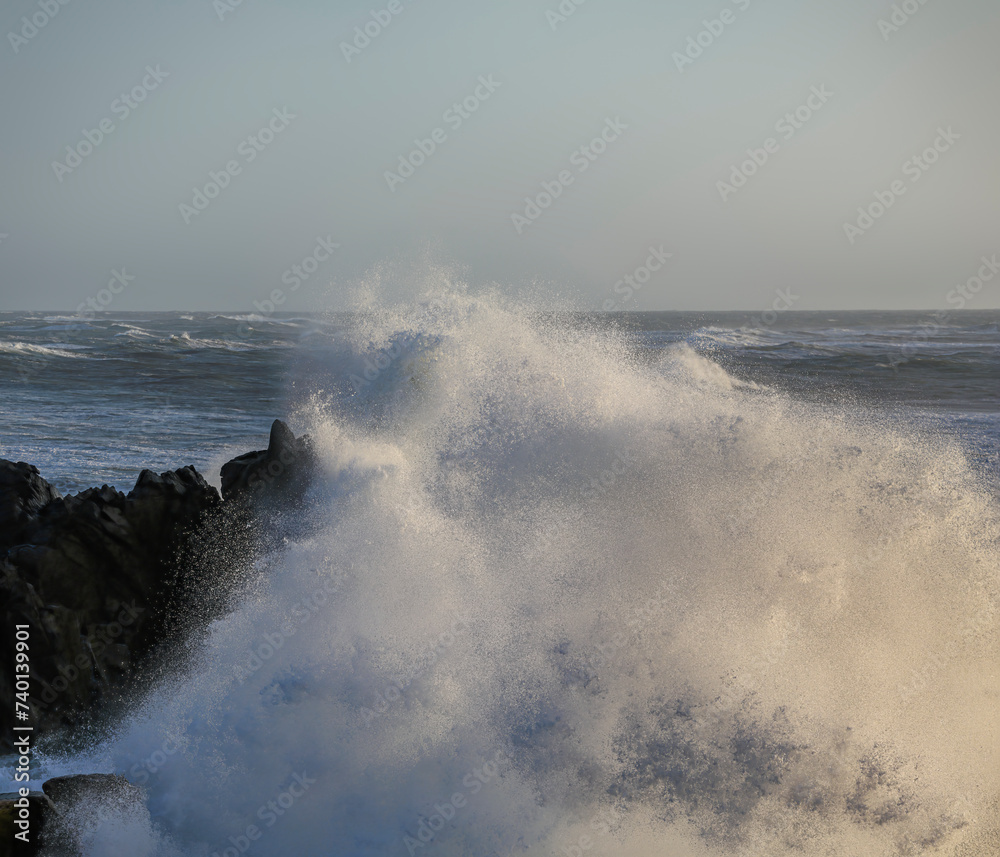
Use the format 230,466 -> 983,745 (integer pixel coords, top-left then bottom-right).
21,294 -> 1000,856
0,340 -> 92,358
168,333 -> 266,351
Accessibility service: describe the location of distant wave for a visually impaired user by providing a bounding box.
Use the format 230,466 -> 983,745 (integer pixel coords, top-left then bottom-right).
41,315 -> 95,323
0,341 -> 93,358
685,325 -> 785,348
662,343 -> 766,390
209,314 -> 320,326
168,332 -> 263,351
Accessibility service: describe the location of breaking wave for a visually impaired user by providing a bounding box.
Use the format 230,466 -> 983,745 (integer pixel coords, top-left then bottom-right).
29,294 -> 1000,856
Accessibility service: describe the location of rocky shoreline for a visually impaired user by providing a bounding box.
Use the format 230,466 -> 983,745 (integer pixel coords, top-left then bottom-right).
1,419 -> 315,748
1,420 -> 316,855
2,774 -> 144,857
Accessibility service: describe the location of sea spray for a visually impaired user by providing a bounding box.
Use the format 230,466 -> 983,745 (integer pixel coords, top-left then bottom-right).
23,293 -> 1000,856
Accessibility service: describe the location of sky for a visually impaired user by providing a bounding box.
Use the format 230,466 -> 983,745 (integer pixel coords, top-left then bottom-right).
0,0 -> 998,313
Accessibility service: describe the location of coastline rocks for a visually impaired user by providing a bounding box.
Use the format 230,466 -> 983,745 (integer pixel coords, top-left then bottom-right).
0,775 -> 143,857
0,422 -> 318,846
0,462 -> 61,554
0,420 -> 317,750
0,465 -> 221,744
41,774 -> 140,808
221,419 -> 315,505
43,774 -> 146,855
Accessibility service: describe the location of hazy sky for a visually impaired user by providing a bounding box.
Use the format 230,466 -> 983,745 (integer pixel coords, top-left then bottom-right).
1,0 -> 998,312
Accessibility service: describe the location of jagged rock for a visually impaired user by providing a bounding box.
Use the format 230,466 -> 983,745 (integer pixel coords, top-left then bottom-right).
0,464 -> 222,746
0,419 -> 312,750
221,419 -> 315,505
0,461 -> 61,554
33,774 -> 145,856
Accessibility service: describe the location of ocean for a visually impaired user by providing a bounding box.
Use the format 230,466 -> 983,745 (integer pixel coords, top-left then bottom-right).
1,299 -> 998,856
2,308 -> 997,495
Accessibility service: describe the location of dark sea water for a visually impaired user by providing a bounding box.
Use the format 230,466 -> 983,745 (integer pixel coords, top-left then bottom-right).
2,302 -> 998,856
1,309 -> 996,493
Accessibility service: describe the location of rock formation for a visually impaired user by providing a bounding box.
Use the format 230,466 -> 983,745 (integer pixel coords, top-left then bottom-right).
220,418 -> 316,505
0,420 -> 315,750
0,774 -> 144,857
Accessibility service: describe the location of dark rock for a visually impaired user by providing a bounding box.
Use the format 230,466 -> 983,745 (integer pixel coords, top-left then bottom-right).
0,464 -> 222,747
0,461 -> 60,553
221,419 -> 315,505
38,774 -> 145,856
42,774 -> 141,810
0,419 -> 313,750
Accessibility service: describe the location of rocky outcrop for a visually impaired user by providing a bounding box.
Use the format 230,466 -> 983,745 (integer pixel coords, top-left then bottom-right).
0,420 -> 316,749
0,462 -> 61,554
41,774 -> 140,808
221,418 -> 315,505
0,775 -> 143,857
42,773 -> 146,856
0,466 -> 222,743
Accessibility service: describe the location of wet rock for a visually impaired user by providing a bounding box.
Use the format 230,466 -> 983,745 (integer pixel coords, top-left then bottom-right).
0,461 -> 60,554
0,464 -> 221,746
0,419 -> 313,749
41,774 -> 141,810
39,774 -> 145,856
221,419 -> 316,506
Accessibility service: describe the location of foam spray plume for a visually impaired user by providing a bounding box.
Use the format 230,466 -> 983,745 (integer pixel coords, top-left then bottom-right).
36,295 -> 1000,856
